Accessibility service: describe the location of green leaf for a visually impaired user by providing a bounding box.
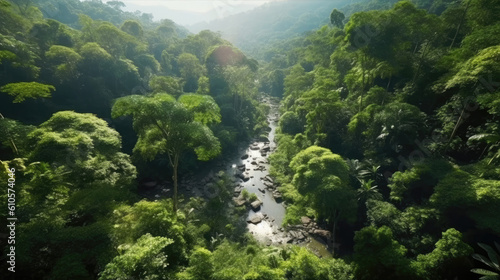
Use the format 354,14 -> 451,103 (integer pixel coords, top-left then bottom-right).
478,243 -> 500,271
468,134 -> 500,145
471,268 -> 499,276
473,253 -> 497,269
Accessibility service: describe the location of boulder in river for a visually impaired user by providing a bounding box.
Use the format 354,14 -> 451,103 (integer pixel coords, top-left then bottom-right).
272,192 -> 283,202
235,173 -> 250,182
241,154 -> 249,160
259,135 -> 269,142
250,144 -> 260,150
251,200 -> 262,211
247,213 -> 264,224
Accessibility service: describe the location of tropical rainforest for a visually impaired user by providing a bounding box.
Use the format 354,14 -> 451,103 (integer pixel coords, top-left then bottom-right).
1,0 -> 500,279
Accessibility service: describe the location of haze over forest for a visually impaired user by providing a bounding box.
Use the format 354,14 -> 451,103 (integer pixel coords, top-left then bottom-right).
1,0 -> 500,279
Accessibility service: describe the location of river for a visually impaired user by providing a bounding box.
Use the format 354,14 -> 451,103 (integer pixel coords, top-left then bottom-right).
227,97 -> 332,257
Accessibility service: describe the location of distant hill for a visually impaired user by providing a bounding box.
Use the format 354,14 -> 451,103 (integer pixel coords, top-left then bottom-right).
34,0 -> 190,36
188,0 -> 360,59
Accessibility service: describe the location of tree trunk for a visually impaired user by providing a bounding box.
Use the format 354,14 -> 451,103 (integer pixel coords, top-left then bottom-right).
331,210 -> 339,255
386,76 -> 392,92
0,113 -> 18,155
449,0 -> 470,50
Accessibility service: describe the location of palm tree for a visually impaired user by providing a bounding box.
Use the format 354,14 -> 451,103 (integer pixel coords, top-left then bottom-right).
357,179 -> 382,202
471,242 -> 500,280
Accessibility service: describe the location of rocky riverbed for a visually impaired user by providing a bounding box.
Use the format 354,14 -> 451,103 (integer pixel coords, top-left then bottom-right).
139,97 -> 333,258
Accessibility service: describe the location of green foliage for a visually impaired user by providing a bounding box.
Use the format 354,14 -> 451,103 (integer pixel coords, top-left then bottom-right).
178,52 -> 205,92
0,116 -> 34,155
281,247 -> 341,280
177,247 -> 215,280
471,242 -> 500,280
100,233 -> 174,280
120,20 -> 143,38
112,93 -> 221,162
249,192 -> 258,202
353,226 -> 413,280
178,93 -> 221,125
149,75 -> 183,97
241,189 -> 250,199
330,9 -> 345,28
110,200 -> 188,265
28,111 -> 136,189
290,146 -> 356,238
389,159 -> 453,204
1,81 -> 55,103
413,228 -> 473,279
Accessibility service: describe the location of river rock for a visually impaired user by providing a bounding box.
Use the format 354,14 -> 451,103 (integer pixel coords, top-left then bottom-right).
250,144 -> 260,150
258,187 -> 265,193
265,237 -> 273,246
313,229 -> 331,239
235,173 -> 250,182
233,197 -> 246,207
247,213 -> 264,224
264,181 -> 274,188
273,192 -> 282,202
289,230 -> 306,241
301,216 -> 312,225
258,135 -> 269,141
251,200 -> 262,211
241,154 -> 249,160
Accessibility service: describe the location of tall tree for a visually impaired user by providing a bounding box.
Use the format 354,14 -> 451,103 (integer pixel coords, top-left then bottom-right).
290,146 -> 356,246
111,93 -> 221,211
330,9 -> 345,29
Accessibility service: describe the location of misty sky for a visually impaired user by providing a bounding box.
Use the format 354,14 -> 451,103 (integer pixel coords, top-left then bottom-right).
117,0 -> 276,25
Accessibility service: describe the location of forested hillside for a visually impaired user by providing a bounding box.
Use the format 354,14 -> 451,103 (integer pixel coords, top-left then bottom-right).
266,0 -> 500,279
1,0 -> 500,279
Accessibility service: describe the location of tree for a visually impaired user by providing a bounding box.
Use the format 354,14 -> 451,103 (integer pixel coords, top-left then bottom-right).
177,248 -> 215,280
178,53 -> 206,92
121,20 -> 143,38
28,111 -> 137,191
149,75 -> 183,97
78,42 -> 113,76
106,0 -> 125,11
15,111 -> 136,279
45,45 -> 81,81
223,65 -> 258,116
111,200 -> 188,266
0,81 -> 55,103
353,226 -> 412,280
413,228 -> 473,279
330,9 -> 345,29
290,146 -> 356,245
0,116 -> 34,155
111,93 -> 221,211
100,234 -> 174,280
281,247 -> 338,280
